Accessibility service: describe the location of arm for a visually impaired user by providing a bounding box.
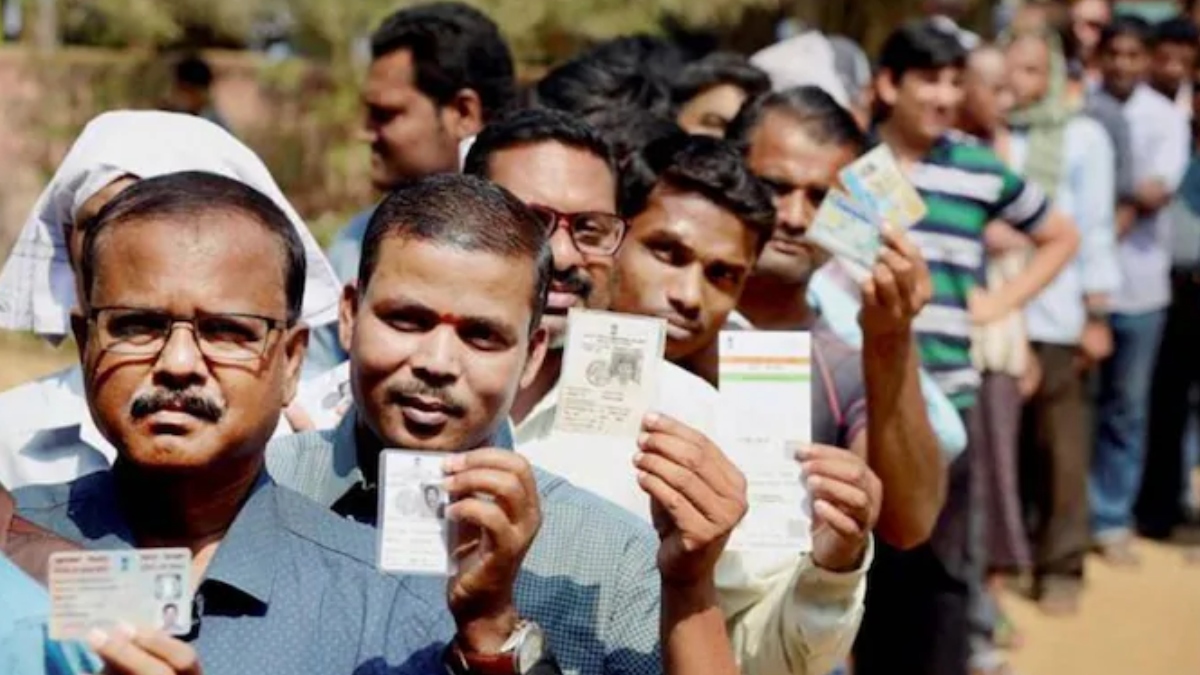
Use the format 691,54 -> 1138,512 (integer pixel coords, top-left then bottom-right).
858,225 -> 944,548
1131,107 -> 1190,216
1073,120 -> 1121,364
974,208 -> 1080,323
636,413 -> 748,675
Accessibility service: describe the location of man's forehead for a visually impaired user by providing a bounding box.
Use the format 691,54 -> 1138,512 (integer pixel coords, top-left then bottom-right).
751,114 -> 845,184
490,142 -> 616,212
636,187 -> 755,262
364,50 -> 419,101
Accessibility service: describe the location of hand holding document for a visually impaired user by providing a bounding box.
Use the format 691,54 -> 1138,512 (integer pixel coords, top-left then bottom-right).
806,143 -> 928,278
717,331 -> 814,555
49,548 -> 193,640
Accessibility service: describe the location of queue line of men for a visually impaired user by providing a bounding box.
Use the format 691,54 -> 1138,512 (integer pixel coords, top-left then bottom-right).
0,4 -> 1104,675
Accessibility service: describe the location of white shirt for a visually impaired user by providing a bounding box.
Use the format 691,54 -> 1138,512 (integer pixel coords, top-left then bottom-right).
516,359 -> 867,675
0,365 -> 306,490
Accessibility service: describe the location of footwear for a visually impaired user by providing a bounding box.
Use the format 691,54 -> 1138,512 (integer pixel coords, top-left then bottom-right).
1036,577 -> 1082,616
1093,537 -> 1141,568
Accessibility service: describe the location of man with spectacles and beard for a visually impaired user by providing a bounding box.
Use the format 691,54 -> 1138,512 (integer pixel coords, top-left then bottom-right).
15,172 -> 555,675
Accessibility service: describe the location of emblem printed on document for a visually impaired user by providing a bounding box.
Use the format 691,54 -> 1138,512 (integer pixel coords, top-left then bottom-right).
553,309 -> 666,438
839,143 -> 928,229
48,548 -> 193,640
717,331 -> 814,553
378,449 -> 451,575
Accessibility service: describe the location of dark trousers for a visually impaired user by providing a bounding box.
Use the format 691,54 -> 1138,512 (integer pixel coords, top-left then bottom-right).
1137,271 -> 1200,537
854,407 -> 977,675
1019,343 -> 1092,583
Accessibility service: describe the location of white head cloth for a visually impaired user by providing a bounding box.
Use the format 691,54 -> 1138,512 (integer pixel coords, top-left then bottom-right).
0,110 -> 342,340
750,31 -> 851,108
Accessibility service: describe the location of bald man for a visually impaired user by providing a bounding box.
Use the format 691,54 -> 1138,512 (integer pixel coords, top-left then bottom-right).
959,46 -> 1015,145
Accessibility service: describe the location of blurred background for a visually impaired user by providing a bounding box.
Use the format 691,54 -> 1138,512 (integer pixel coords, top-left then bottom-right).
0,1 -> 1196,672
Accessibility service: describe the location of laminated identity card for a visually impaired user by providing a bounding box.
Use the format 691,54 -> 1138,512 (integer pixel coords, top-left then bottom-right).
551,308 -> 667,439
377,449 -> 452,575
48,548 -> 193,640
839,143 -> 928,229
717,331 -> 814,554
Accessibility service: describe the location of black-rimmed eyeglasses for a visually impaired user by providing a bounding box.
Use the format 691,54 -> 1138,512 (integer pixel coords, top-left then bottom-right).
88,307 -> 289,363
528,204 -> 628,256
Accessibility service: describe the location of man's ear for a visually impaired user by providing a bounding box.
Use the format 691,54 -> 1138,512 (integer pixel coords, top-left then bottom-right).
281,324 -> 310,405
445,88 -> 485,140
876,69 -> 900,107
70,310 -> 89,364
339,282 -> 359,354
519,325 -> 550,391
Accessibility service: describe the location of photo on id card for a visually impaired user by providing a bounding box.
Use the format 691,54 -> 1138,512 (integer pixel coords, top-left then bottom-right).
806,190 -> 883,269
839,144 -> 928,229
378,450 -> 452,575
48,548 -> 193,641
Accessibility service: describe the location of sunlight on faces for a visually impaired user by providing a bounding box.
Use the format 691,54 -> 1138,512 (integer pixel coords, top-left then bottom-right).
745,110 -> 856,285
361,50 -> 470,191
1006,37 -> 1053,109
346,238 -> 547,452
878,65 -> 965,146
485,141 -> 617,348
677,84 -> 753,138
962,48 -> 1013,134
75,215 -> 306,474
610,185 -> 757,362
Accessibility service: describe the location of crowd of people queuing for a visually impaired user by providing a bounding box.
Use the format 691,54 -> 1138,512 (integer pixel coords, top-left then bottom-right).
0,0 -> 1196,674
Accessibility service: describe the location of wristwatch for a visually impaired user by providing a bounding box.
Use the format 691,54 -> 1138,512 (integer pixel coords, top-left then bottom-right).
447,620 -> 548,675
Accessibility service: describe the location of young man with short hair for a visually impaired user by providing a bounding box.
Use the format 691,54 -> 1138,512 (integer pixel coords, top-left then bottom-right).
326,2 -> 517,283
1147,15 -> 1199,115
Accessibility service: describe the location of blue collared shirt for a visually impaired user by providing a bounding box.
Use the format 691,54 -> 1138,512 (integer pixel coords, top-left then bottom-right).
1011,115 -> 1122,345
327,207 -> 377,285
14,471 -> 452,675
266,413 -> 663,675
0,555 -> 100,675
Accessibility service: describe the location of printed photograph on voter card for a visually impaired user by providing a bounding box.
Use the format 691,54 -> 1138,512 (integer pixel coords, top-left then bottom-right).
806,190 -> 884,269
553,308 -> 666,439
839,144 -> 927,229
377,450 -> 452,575
48,548 -> 193,641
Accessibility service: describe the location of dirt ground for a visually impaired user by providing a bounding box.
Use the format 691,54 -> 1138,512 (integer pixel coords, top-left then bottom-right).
1,334 -> 1196,674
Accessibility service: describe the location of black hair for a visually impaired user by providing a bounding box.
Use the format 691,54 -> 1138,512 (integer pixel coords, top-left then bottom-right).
358,174 -> 552,330
370,2 -> 516,121
878,19 -> 969,82
462,108 -> 616,181
671,52 -> 771,106
534,36 -> 686,119
1099,15 -> 1152,52
174,54 -> 213,88
586,107 -> 685,167
81,171 -> 307,324
620,134 -> 776,253
726,86 -> 867,155
1152,16 -> 1200,48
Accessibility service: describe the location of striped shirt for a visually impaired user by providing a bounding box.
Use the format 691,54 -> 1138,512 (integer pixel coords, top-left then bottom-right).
903,132 -> 1050,408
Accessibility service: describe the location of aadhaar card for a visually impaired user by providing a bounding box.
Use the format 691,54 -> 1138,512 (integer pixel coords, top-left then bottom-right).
378,449 -> 451,575
717,331 -> 813,554
48,548 -> 192,641
839,144 -> 928,229
807,190 -> 884,269
552,309 -> 666,439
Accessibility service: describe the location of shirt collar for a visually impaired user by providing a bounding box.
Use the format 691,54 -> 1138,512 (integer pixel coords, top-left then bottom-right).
200,472 -> 279,606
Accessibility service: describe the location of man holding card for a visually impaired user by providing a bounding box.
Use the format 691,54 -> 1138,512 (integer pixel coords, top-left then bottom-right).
855,19 -> 1081,675
269,173 -> 747,675
14,172 -> 560,675
458,109 -> 876,675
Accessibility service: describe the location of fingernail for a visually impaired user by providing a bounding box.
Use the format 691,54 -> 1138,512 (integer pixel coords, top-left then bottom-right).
633,452 -> 645,466
442,454 -> 463,473
637,432 -> 650,448
644,412 -> 660,426
807,476 -> 822,491
796,444 -> 813,459
86,628 -> 109,650
117,621 -> 137,639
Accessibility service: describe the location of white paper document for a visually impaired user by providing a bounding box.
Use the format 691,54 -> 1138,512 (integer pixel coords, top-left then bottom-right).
377,450 -> 451,575
48,548 -> 193,640
717,331 -> 813,554
552,309 -> 666,439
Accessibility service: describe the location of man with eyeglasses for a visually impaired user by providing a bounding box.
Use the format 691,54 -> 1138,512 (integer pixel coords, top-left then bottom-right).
14,172 -> 566,675
461,108 -> 873,675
